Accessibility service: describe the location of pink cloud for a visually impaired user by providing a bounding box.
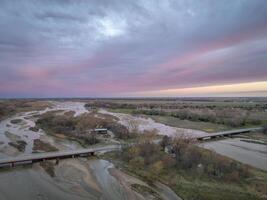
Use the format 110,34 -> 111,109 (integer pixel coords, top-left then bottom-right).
18,67 -> 53,80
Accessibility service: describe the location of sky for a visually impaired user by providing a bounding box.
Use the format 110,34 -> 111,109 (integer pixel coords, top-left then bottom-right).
0,0 -> 267,98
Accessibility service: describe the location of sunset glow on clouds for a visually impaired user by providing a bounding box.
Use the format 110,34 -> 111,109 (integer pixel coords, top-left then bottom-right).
0,0 -> 267,97
131,81 -> 267,97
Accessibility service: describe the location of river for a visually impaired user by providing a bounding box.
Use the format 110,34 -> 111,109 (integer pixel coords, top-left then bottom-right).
200,138 -> 267,170
0,101 -> 181,200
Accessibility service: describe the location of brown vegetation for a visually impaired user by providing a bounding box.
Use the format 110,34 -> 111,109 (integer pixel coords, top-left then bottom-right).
36,111 -> 135,146
32,139 -> 58,152
8,140 -> 27,152
108,135 -> 266,200
121,136 -> 251,183
29,126 -> 39,132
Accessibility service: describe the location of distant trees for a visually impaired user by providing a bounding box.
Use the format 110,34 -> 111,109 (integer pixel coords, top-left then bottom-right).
130,107 -> 263,128
85,102 -> 138,110
84,100 -> 267,128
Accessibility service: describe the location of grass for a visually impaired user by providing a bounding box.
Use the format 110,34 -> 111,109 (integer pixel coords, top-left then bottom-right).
174,179 -> 258,200
150,115 -> 231,133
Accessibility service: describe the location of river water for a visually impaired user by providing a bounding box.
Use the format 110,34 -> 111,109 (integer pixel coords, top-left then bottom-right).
0,159 -> 129,200
200,138 -> 267,170
0,101 -> 181,200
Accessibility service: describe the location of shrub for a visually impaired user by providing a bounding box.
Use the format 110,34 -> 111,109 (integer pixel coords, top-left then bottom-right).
129,156 -> 145,169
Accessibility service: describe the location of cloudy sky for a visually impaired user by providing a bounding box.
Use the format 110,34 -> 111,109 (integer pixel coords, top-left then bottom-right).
0,0 -> 267,98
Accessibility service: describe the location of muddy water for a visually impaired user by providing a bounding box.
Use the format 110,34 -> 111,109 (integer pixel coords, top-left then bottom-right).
200,138 -> 267,170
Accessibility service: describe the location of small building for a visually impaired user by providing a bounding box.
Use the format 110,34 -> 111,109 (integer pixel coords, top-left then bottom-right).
94,128 -> 108,134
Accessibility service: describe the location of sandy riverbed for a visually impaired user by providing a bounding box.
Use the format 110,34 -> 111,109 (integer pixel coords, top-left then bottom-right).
0,101 -> 88,157
100,109 -> 207,138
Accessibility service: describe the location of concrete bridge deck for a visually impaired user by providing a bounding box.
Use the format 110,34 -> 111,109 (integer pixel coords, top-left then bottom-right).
0,145 -> 120,167
0,127 -> 263,167
196,127 -> 263,141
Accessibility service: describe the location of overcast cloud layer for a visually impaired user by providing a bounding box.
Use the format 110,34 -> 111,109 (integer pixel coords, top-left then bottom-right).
0,0 -> 267,97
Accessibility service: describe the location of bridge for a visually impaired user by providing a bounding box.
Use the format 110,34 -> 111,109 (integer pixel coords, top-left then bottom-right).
196,127 -> 263,141
0,145 -> 120,168
0,127 -> 263,168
